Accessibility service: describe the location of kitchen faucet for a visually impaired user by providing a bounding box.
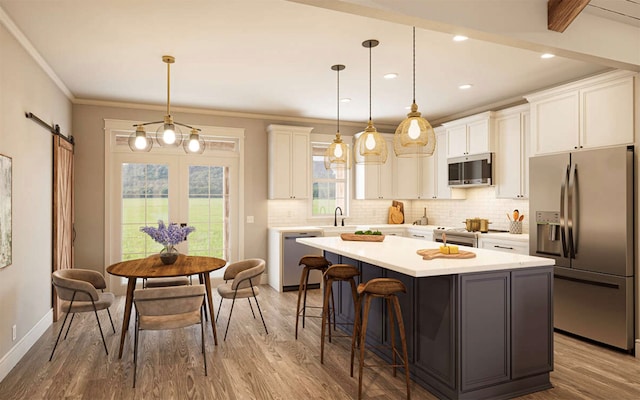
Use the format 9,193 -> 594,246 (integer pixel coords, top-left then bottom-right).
334,206 -> 343,227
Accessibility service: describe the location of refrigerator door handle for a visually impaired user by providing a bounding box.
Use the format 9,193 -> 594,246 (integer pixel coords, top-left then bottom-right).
559,164 -> 569,258
568,163 -> 578,257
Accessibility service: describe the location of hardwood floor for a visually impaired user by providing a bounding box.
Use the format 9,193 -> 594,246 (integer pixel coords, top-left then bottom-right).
1,285 -> 640,399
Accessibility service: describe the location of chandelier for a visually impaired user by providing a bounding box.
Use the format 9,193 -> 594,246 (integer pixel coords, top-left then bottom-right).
128,55 -> 204,154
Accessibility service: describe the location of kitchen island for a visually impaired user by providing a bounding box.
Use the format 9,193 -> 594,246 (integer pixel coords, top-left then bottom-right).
297,235 -> 555,400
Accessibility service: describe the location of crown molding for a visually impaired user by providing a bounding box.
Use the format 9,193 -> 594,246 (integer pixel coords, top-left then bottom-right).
0,6 -> 74,100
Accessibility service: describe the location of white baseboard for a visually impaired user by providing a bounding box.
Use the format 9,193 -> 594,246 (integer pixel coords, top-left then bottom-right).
635,339 -> 640,358
0,309 -> 52,382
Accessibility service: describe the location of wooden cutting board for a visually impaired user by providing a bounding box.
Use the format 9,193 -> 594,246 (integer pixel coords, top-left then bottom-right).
417,249 -> 476,260
340,233 -> 386,242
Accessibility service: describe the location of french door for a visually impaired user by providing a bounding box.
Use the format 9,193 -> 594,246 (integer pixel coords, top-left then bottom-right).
107,145 -> 240,294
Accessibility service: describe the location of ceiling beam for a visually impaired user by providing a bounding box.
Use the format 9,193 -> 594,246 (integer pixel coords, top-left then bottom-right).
548,0 -> 591,32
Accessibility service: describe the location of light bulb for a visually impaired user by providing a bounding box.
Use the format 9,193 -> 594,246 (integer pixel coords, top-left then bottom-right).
134,135 -> 148,150
408,119 -> 421,140
365,133 -> 376,150
334,144 -> 343,158
188,138 -> 200,152
163,124 -> 176,144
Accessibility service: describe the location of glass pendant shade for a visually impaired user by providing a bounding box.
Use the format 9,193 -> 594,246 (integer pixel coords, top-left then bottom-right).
156,115 -> 182,147
394,27 -> 435,157
355,39 -> 387,165
184,129 -> 205,154
324,133 -> 350,170
128,125 -> 153,152
394,102 -> 436,157
354,120 -> 388,165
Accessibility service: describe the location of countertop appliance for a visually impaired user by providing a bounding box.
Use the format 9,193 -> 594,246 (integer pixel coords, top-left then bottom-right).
448,152 -> 493,187
282,231 -> 323,291
530,145 -> 634,351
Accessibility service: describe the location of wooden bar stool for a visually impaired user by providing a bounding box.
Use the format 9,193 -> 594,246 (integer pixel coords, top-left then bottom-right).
321,264 -> 359,364
295,255 -> 332,339
350,278 -> 410,400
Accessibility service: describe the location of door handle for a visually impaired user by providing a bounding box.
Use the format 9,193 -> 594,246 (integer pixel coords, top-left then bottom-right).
559,165 -> 569,258
569,163 -> 578,257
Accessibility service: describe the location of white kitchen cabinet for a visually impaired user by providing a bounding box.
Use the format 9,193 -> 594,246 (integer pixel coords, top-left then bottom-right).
267,124 -> 313,199
395,155 -> 435,200
354,136 -> 395,200
479,237 -> 528,255
407,227 -> 433,241
526,70 -> 635,156
426,128 -> 465,200
444,112 -> 494,158
495,105 -> 530,199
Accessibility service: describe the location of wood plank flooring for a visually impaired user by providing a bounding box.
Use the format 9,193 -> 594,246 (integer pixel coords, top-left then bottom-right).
1,285 -> 640,399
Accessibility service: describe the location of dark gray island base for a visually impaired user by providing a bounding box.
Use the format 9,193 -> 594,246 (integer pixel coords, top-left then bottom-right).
325,251 -> 554,400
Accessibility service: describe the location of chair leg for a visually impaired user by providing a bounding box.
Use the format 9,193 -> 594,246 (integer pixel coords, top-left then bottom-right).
133,313 -> 139,388
223,295 -> 237,341
358,295 -> 373,400
92,300 -> 109,356
320,277 -> 333,364
200,306 -> 208,376
302,268 -> 312,329
295,267 -> 309,340
49,308 -> 72,361
251,286 -> 268,336
350,293 -> 362,377
387,297 -> 397,377
63,312 -> 76,340
216,297 -> 224,323
106,308 -> 116,333
247,297 -> 256,319
392,296 -> 411,400
199,273 -> 209,322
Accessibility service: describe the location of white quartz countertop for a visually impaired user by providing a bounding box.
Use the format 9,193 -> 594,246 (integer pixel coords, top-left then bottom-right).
297,235 -> 552,278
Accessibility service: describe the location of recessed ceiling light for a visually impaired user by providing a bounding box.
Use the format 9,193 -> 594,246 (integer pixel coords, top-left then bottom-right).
541,53 -> 555,59
384,73 -> 398,79
459,84 -> 473,90
453,35 -> 468,42
340,97 -> 351,103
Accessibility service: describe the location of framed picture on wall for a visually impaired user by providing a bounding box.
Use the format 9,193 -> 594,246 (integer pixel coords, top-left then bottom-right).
0,153 -> 12,268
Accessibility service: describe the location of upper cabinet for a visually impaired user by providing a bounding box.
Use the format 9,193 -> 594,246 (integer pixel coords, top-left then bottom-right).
423,128 -> 465,200
444,112 -> 494,158
267,124 -> 313,199
354,135 -> 395,200
526,70 -> 635,156
494,105 -> 530,199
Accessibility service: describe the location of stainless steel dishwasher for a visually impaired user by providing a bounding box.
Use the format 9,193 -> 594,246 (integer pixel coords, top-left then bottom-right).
282,231 -> 323,291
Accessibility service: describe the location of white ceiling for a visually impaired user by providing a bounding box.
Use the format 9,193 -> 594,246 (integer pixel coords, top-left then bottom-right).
0,0 -> 634,126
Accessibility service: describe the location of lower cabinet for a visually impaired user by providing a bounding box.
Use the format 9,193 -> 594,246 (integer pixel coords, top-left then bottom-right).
325,250 -> 553,399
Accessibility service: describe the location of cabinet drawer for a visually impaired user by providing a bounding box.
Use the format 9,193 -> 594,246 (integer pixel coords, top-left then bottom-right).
479,239 -> 528,255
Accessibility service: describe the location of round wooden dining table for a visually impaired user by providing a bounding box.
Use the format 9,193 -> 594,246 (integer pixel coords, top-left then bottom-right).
107,254 -> 226,358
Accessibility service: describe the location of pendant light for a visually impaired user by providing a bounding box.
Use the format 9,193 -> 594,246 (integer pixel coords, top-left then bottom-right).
394,27 -> 435,157
128,55 -> 204,154
354,39 -> 387,165
325,64 -> 350,170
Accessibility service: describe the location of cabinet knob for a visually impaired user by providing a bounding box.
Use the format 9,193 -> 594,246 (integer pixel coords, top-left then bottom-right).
574,146 -> 578,149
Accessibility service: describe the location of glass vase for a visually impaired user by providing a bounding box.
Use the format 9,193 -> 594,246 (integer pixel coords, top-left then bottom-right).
159,246 -> 179,265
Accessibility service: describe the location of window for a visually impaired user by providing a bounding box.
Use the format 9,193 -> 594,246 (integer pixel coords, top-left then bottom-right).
311,142 -> 348,217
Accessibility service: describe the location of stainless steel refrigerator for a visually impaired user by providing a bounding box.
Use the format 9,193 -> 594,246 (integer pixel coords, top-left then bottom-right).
529,145 -> 634,351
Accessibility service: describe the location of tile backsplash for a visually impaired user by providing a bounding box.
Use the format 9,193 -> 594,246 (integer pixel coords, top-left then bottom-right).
268,187 -> 529,233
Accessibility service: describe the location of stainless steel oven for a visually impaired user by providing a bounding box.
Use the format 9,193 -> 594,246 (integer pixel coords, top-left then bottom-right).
433,229 -> 478,247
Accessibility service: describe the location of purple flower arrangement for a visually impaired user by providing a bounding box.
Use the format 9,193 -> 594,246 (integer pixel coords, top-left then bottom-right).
140,220 -> 195,248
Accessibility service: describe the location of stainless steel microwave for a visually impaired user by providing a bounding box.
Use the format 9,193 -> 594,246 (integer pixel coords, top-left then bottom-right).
448,153 -> 493,187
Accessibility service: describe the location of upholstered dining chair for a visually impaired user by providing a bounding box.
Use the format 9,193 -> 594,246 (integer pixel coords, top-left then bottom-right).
216,258 -> 268,341
49,269 -> 116,361
133,284 -> 207,388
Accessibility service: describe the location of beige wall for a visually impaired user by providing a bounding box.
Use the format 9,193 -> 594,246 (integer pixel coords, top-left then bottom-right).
0,23 -> 72,378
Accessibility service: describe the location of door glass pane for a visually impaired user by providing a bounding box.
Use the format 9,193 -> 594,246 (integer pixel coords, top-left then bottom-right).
188,165 -> 229,259
121,163 -> 169,260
